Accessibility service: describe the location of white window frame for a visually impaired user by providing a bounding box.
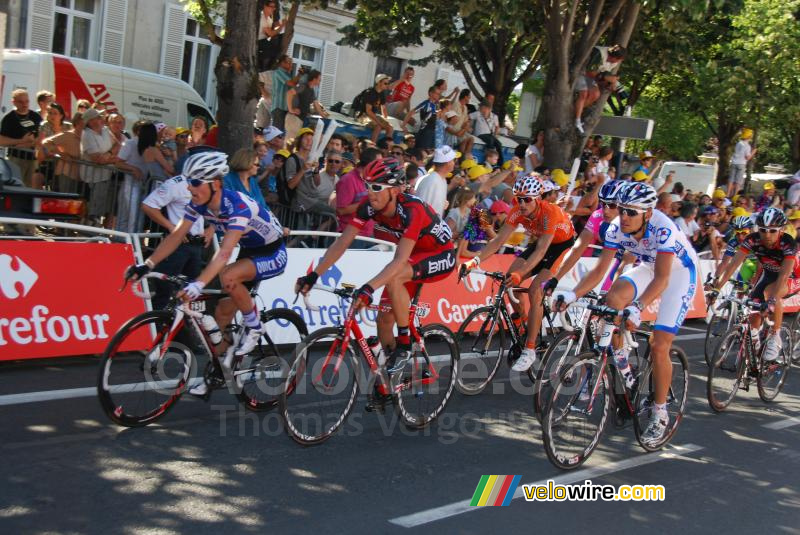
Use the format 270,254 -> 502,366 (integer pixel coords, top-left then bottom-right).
289,34 -> 324,74
181,17 -> 221,109
51,0 -> 99,60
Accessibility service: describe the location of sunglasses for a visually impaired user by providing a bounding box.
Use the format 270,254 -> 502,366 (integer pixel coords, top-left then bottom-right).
735,229 -> 750,235
602,202 -> 618,210
327,159 -> 342,164
620,207 -> 646,217
516,196 -> 535,204
188,178 -> 209,187
366,182 -> 393,192
759,227 -> 780,234
391,151 -> 404,156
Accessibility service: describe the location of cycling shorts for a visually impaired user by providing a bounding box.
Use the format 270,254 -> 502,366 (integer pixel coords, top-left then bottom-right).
617,256 -> 697,334
380,247 -> 456,305
237,241 -> 288,289
750,269 -> 800,301
519,236 -> 576,277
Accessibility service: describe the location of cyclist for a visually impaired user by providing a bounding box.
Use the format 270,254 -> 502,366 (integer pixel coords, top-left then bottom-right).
713,207 -> 800,362
710,214 -> 757,286
545,180 -> 627,291
124,151 -> 288,396
463,174 -> 576,372
295,158 -> 455,366
554,182 -> 699,446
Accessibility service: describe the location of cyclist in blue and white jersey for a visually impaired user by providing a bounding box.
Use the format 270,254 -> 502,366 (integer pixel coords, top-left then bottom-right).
554,182 -> 698,447
125,152 -> 288,394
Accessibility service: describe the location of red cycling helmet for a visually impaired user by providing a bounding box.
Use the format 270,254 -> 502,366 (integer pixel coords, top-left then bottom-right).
363,157 -> 404,185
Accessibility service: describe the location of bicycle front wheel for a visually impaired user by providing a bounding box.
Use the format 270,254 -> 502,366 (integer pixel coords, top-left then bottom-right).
393,323 -> 459,429
533,330 -> 584,423
633,347 -> 689,451
542,352 -> 611,470
790,314 -> 800,365
705,301 -> 734,366
456,306 -> 506,396
97,310 -> 193,427
707,329 -> 746,412
235,308 -> 308,411
279,327 -> 359,446
757,326 -> 791,402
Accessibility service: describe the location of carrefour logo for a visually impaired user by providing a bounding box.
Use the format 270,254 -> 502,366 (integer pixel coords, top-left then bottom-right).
0,254 -> 38,300
463,270 -> 488,293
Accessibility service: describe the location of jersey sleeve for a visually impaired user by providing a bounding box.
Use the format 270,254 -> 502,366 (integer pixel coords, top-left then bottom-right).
739,235 -> 755,254
583,209 -> 602,238
655,224 -> 678,255
350,199 -> 373,231
724,238 -> 739,258
183,202 -> 203,223
603,222 -> 621,250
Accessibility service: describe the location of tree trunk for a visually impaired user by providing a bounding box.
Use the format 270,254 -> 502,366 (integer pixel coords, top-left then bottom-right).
716,113 -> 738,189
540,67 -> 578,169
214,0 -> 259,156
791,129 -> 800,170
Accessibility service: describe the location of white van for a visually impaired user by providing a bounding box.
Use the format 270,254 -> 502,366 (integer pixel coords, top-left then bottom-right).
0,49 -> 214,128
652,161 -> 717,197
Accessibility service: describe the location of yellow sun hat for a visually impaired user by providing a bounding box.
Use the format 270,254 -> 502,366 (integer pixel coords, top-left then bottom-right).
296,127 -> 315,137
461,158 -> 477,171
731,207 -> 750,218
501,160 -> 523,172
632,170 -> 648,182
468,165 -> 491,180
763,181 -> 776,191
713,188 -> 726,200
741,128 -> 753,140
551,168 -> 569,187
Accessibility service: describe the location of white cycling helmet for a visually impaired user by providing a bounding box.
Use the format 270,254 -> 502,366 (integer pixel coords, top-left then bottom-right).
618,182 -> 657,209
182,151 -> 230,183
542,180 -> 560,193
731,215 -> 754,231
513,174 -> 544,198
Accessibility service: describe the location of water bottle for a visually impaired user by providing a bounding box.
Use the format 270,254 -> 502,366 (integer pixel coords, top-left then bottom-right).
367,336 -> 384,366
201,315 -> 223,345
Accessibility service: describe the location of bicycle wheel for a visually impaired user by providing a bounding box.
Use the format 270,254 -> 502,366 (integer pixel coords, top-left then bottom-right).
757,326 -> 791,402
790,314 -> 800,365
456,306 -> 506,395
705,301 -> 734,366
707,329 -> 746,412
279,327 -> 359,446
532,330 -> 583,423
633,347 -> 689,451
393,323 -> 459,429
542,352 -> 611,470
97,310 -> 193,427
235,308 -> 308,411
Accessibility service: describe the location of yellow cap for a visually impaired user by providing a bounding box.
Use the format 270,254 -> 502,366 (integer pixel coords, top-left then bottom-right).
468,165 -> 491,180
501,161 -> 523,172
741,128 -> 753,140
731,207 -> 750,218
713,188 -> 726,199
275,149 -> 291,159
296,127 -> 315,137
732,194 -> 740,203
763,181 -> 775,191
342,165 -> 354,174
551,169 -> 569,187
632,170 -> 648,182
461,159 -> 477,171
789,210 -> 800,220
175,127 -> 190,136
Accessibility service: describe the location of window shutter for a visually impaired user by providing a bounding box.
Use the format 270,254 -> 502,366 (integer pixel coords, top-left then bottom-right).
28,0 -> 54,52
100,0 -> 128,65
318,41 -> 339,106
159,3 -> 186,78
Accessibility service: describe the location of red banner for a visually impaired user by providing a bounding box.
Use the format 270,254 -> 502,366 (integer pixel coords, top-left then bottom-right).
0,242 -> 146,360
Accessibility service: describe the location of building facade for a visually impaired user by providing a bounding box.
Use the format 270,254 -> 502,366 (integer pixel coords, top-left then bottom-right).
5,0 -> 470,116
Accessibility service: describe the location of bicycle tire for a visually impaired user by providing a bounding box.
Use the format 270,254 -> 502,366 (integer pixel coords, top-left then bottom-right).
455,306 -> 506,396
279,327 -> 359,446
235,308 -> 308,411
393,323 -> 459,429
707,329 -> 746,412
633,347 -> 689,451
542,352 -> 611,470
97,310 -> 193,427
532,330 -> 583,423
790,314 -> 800,365
705,301 -> 733,366
757,326 -> 791,402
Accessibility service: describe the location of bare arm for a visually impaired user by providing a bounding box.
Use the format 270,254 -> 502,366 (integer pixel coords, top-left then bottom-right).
572,247 -> 618,298
472,222 -> 516,262
366,237 -> 415,289
715,249 -> 747,289
141,204 -> 176,232
554,229 -> 593,280
309,225 -> 360,278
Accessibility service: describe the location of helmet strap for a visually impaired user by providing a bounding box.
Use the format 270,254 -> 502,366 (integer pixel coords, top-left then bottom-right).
203,182 -> 216,207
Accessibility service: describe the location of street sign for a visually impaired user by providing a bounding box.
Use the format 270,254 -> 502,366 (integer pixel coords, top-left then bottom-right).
594,116 -> 654,139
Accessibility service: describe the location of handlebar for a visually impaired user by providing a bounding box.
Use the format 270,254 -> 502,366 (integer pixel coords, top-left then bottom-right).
125,272 -> 224,299
459,266 -> 521,305
586,304 -> 639,348
301,284 -> 375,327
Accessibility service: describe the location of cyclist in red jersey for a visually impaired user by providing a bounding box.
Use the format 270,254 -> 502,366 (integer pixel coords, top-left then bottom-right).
296,158 -> 456,365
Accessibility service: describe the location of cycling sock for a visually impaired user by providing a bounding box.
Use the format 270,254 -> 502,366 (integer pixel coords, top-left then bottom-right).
525,339 -> 537,350
243,306 -> 261,329
396,326 -> 410,348
654,402 -> 667,416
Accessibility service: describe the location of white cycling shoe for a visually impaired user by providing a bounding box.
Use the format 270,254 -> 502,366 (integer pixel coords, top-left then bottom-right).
640,410 -> 669,447
235,325 -> 264,356
511,348 -> 539,372
762,333 -> 782,362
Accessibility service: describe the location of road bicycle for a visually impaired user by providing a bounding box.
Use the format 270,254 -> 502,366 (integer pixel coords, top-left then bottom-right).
707,296 -> 791,411
705,279 -> 750,365
97,273 -> 307,426
541,303 -> 689,470
279,283 -> 458,445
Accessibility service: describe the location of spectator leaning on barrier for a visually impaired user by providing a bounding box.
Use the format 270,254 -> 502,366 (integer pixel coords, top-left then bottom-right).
335,147 -> 380,245
41,112 -> 84,194
0,89 -> 41,187
35,102 -> 70,189
224,148 -> 268,209
415,145 -> 459,217
81,108 -> 119,225
141,172 -> 212,310
175,127 -> 190,160
261,148 -> 290,205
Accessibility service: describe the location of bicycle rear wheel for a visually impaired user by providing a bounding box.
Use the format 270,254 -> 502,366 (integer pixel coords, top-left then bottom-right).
533,330 -> 583,423
790,314 -> 800,365
97,310 -> 193,427
393,323 -> 458,429
707,329 -> 746,412
456,306 -> 506,396
279,327 -> 359,445
235,308 -> 308,411
542,352 -> 610,470
633,347 -> 689,451
705,301 -> 734,366
757,326 -> 790,402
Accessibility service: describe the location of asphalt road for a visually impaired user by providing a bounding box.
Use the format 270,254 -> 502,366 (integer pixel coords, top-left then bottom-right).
2,319 -> 799,535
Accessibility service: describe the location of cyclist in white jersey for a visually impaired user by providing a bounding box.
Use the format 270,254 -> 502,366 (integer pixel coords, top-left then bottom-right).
555,182 -> 698,446
125,152 -> 288,395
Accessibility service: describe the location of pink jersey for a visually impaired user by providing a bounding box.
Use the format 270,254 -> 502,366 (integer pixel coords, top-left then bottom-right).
581,208 -> 604,257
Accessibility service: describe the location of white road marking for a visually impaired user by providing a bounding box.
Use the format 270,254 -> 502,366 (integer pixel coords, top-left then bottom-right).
763,416 -> 800,430
388,443 -> 704,528
0,378 -> 203,407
